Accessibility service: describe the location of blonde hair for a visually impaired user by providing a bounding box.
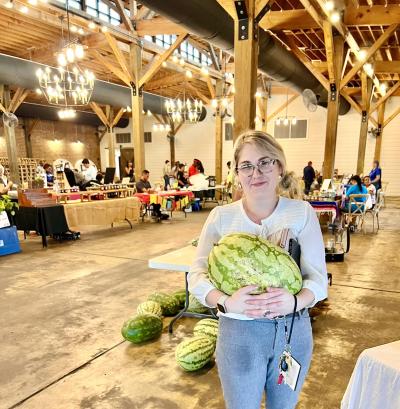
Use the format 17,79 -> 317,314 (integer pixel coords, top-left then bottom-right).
232,130 -> 301,199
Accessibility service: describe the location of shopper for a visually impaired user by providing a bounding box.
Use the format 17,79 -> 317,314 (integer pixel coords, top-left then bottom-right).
303,161 -> 315,195
0,164 -> 13,195
369,160 -> 382,191
124,160 -> 135,182
163,160 -> 171,190
189,130 -> 328,409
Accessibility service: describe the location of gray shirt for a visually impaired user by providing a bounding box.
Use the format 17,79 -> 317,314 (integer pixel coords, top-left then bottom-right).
136,179 -> 151,193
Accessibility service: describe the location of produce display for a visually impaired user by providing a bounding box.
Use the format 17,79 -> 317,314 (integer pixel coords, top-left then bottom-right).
137,301 -> 163,318
172,289 -> 187,308
121,313 -> 163,344
175,336 -> 216,371
208,233 -> 302,295
193,318 -> 219,343
187,294 -> 209,314
147,292 -> 181,316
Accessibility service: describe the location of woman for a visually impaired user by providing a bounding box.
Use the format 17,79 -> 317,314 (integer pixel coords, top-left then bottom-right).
124,161 -> 135,182
363,176 -> 376,208
189,131 -> 327,409
344,175 -> 368,213
369,160 -> 382,191
0,164 -> 13,195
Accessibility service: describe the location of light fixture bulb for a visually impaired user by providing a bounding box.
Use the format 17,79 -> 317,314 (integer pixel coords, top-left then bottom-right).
75,44 -> 84,59
88,21 -> 96,29
78,28 -> 84,35
146,110 -> 152,116
20,5 -> 28,13
28,0 -> 37,5
70,25 -> 78,33
357,49 -> 367,61
57,53 -> 67,66
255,91 -> 262,98
330,11 -> 341,24
185,70 -> 192,78
211,99 -> 218,108
284,118 -> 289,126
101,26 -> 108,33
5,1 -> 13,8
66,48 -> 75,63
162,61 -> 167,67
324,1 -> 334,12
276,118 -> 281,125
179,58 -> 185,66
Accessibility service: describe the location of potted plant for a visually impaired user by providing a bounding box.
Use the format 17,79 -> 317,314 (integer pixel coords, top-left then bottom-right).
0,195 -> 19,226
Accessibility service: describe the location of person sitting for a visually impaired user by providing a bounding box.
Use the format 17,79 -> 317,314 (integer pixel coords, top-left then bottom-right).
369,160 -> 382,191
43,163 -> 54,187
136,170 -> 168,220
363,175 -> 376,208
343,175 -> 368,213
81,158 -> 97,183
196,160 -> 205,174
188,159 -> 199,177
0,164 -> 13,196
177,164 -> 189,187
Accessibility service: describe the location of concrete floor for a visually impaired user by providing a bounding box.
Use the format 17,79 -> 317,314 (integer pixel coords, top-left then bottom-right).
1,200 -> 399,409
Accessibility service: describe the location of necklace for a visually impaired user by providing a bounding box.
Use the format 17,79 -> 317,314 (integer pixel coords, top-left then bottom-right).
242,196 -> 279,225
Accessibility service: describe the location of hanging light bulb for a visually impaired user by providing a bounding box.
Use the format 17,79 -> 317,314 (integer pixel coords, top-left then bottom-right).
276,118 -> 281,125
75,44 -> 84,59
57,53 -> 67,67
211,99 -> 218,108
66,47 -> 75,63
5,1 -> 14,8
88,21 -> 96,29
330,12 -> 341,24
324,1 -> 334,12
284,118 -> 289,126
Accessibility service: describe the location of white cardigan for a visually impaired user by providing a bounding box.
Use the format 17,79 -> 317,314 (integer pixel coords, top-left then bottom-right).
188,197 -> 328,320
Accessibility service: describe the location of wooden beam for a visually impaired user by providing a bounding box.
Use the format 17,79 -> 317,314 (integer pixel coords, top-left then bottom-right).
185,83 -> 210,106
145,73 -> 184,91
323,22 -> 335,84
135,16 -> 186,36
370,81 -> 400,114
215,79 -> 224,186
323,34 -> 344,179
375,61 -> 400,74
22,118 -> 37,158
139,33 -> 188,88
206,77 -> 216,100
357,73 -> 373,175
90,102 -> 110,127
259,9 -> 318,31
91,50 -> 132,87
266,95 -> 299,122
297,0 -> 324,29
233,0 -> 258,140
383,106 -> 400,128
0,102 -> 6,114
282,33 -> 329,91
104,32 -> 134,85
114,0 -> 135,32
344,5 -> 400,26
9,88 -> 29,113
340,24 -> 399,90
374,102 -> 386,161
112,108 -> 125,128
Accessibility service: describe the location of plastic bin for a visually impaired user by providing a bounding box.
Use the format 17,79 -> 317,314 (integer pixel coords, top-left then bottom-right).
0,226 -> 21,256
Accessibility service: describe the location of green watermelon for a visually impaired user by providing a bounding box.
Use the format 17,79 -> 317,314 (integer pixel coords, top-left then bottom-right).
172,289 -> 187,308
208,233 -> 302,295
121,314 -> 163,344
175,336 -> 215,371
187,294 -> 208,314
147,292 -> 180,316
193,319 -> 219,343
137,301 -> 163,317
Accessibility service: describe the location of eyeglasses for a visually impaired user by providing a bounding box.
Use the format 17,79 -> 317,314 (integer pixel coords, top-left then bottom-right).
236,158 -> 276,176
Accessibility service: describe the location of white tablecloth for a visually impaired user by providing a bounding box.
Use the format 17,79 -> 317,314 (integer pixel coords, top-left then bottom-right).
341,341 -> 400,409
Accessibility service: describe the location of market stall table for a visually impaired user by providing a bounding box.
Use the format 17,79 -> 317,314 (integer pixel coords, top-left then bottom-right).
306,198 -> 341,224
189,184 -> 228,206
341,340 -> 400,409
148,245 -> 217,333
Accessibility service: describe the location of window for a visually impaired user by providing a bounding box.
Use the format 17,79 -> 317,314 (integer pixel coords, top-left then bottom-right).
144,132 -> 152,143
116,133 -> 131,144
84,0 -> 122,25
225,123 -> 233,141
274,119 -> 307,139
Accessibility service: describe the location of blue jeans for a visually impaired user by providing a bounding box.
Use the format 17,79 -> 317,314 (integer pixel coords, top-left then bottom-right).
216,311 -> 313,409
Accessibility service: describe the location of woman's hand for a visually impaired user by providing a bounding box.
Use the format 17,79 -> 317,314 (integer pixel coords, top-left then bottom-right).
225,285 -> 260,314
243,287 -> 296,319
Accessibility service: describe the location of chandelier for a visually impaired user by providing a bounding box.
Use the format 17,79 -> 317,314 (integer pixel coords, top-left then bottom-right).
152,123 -> 172,132
275,88 -> 296,126
35,4 -> 95,119
165,93 -> 203,124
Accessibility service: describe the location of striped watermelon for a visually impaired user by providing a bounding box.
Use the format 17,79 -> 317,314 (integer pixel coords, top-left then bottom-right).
193,319 -> 219,343
137,301 -> 163,317
121,313 -> 163,344
187,294 -> 208,314
208,233 -> 302,295
147,292 -> 180,316
172,289 -> 187,308
175,336 -> 215,371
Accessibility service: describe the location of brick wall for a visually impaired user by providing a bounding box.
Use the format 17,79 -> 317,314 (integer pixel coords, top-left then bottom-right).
0,119 -> 100,168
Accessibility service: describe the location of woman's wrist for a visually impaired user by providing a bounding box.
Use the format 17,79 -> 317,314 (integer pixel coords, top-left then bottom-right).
296,288 -> 315,311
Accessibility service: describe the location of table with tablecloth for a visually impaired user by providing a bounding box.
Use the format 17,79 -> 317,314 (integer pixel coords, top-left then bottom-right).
341,340 -> 400,409
63,197 -> 141,228
308,200 -> 341,223
14,205 -> 70,247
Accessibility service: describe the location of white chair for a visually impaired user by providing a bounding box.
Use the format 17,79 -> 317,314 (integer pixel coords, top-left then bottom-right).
379,182 -> 389,208
347,194 -> 369,233
366,190 -> 384,233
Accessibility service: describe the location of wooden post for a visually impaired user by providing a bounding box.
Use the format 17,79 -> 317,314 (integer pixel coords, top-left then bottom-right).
233,0 -> 259,141
215,79 -> 224,185
262,97 -> 268,132
23,118 -> 35,158
169,134 -> 175,165
322,33 -> 344,179
2,85 -> 20,184
356,73 -> 373,175
106,106 -> 116,167
130,43 -> 145,177
374,102 -> 386,162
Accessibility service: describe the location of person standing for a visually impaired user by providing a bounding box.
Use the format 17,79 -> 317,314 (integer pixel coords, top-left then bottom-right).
124,161 -> 135,182
189,130 -> 327,409
188,159 -> 199,177
0,164 -> 13,195
303,161 -> 315,195
369,160 -> 382,191
163,160 -> 171,190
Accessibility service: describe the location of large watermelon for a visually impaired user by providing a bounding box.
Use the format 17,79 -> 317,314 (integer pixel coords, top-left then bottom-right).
137,301 -> 163,317
147,292 -> 180,316
172,289 -> 187,308
121,314 -> 163,344
175,336 -> 215,371
193,319 -> 219,343
208,233 -> 302,295
187,294 -> 208,314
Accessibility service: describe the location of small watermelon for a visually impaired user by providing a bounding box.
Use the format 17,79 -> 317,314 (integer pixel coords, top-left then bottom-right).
137,301 -> 163,317
208,233 -> 302,295
147,292 -> 180,316
193,319 -> 219,343
172,289 -> 187,308
187,294 -> 208,314
121,314 -> 163,344
175,336 -> 215,371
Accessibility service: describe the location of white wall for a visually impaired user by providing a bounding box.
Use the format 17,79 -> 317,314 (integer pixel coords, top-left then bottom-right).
100,98 -> 400,195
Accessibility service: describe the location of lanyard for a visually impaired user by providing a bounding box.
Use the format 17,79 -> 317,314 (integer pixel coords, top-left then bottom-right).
284,295 -> 298,347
